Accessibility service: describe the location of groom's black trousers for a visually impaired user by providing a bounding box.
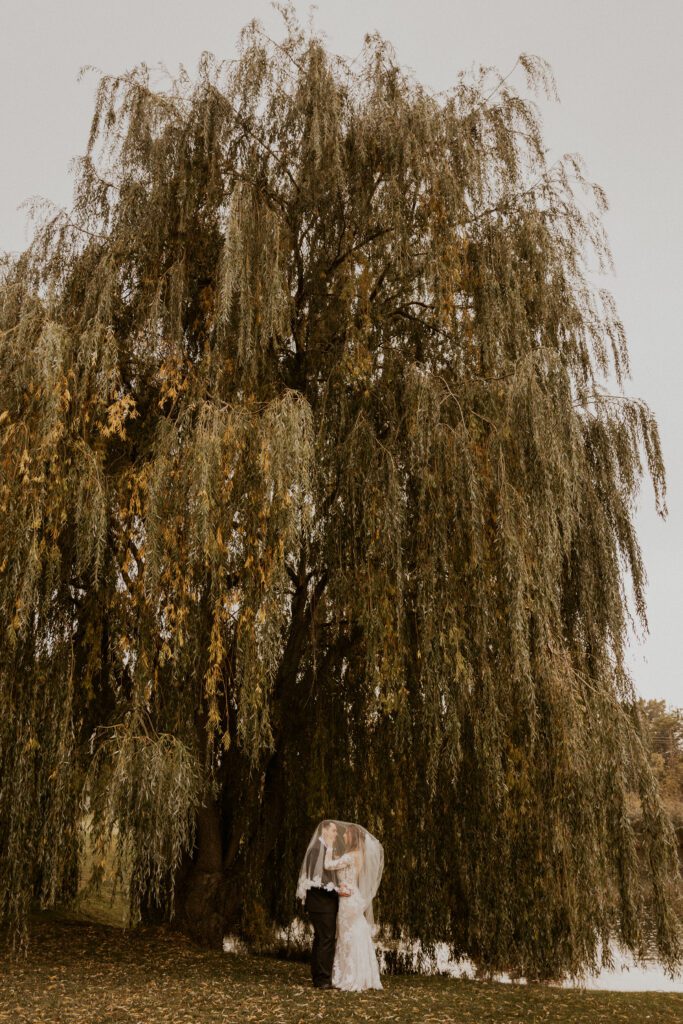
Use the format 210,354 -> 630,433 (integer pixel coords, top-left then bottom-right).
305,888 -> 338,987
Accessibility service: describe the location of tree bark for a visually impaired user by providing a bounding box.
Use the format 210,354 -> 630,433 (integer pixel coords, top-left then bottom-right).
173,798 -> 225,948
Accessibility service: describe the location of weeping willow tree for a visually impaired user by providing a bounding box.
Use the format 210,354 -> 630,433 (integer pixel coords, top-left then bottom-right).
1,5 -> 681,979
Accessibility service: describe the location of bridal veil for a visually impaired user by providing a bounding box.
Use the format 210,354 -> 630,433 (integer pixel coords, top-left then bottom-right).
296,819 -> 384,925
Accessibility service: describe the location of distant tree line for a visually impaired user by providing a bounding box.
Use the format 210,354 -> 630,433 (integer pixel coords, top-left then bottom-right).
636,700 -> 683,830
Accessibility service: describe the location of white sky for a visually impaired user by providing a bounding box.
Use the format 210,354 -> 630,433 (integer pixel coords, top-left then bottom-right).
1,1 -> 681,706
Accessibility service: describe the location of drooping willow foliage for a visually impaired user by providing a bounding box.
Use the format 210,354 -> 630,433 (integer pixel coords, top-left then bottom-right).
0,4 -> 680,978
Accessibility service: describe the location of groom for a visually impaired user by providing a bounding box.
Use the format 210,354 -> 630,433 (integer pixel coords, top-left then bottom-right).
304,820 -> 349,989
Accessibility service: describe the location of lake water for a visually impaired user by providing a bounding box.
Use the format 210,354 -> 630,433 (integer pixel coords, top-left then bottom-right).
223,932 -> 683,992
425,942 -> 683,992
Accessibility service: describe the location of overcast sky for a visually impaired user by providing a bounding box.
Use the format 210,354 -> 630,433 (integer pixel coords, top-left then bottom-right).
1,0 -> 681,706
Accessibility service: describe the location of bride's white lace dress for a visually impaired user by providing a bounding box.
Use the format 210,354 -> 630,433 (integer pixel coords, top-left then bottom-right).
324,848 -> 383,991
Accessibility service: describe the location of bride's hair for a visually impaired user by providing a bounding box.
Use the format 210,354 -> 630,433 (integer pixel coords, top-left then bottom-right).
344,824 -> 364,853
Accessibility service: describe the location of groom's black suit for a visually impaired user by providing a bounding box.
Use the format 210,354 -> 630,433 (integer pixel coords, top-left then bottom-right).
304,839 -> 339,987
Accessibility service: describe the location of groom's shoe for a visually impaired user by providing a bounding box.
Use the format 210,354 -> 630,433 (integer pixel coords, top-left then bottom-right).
315,982 -> 333,989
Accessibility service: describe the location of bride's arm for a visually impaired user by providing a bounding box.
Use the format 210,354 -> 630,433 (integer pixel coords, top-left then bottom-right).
323,849 -> 351,870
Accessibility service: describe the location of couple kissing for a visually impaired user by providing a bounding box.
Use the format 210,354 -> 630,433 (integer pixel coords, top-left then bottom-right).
296,819 -> 384,991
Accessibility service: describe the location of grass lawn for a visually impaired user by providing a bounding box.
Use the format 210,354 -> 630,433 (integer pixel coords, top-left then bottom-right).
1,914 -> 681,1024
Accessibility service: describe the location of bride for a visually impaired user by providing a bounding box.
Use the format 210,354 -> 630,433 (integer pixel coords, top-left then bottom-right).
297,820 -> 383,992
